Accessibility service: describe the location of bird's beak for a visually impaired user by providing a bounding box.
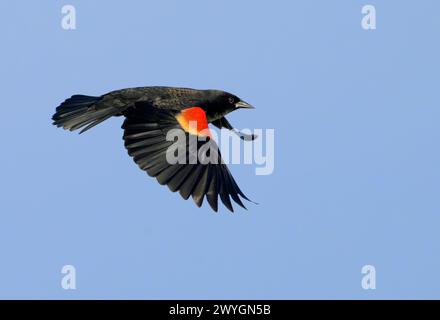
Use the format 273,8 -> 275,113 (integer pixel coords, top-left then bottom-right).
235,100 -> 254,109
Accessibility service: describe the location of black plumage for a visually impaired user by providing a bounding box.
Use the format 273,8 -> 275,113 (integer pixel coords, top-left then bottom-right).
52,86 -> 256,212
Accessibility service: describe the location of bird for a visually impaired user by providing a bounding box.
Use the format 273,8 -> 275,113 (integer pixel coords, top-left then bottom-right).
52,86 -> 257,212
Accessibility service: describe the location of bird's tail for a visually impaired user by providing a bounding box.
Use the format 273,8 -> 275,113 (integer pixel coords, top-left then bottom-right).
52,95 -> 116,134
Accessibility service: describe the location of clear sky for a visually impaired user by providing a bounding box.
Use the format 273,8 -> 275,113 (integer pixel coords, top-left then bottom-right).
0,0 -> 439,299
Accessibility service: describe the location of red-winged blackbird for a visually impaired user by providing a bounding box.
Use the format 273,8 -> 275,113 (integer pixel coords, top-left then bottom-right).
52,87 -> 256,212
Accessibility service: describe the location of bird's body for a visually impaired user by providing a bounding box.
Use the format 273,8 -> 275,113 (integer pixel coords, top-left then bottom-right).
52,86 -> 256,212
85,86 -> 240,121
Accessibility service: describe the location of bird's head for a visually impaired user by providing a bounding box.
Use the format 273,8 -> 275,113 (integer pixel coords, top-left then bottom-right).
201,90 -> 254,121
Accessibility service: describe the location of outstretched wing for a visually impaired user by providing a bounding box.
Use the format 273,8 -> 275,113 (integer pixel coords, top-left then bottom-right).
122,102 -> 251,212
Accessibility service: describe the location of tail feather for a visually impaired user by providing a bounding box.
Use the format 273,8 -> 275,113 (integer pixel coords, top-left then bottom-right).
52,95 -> 116,134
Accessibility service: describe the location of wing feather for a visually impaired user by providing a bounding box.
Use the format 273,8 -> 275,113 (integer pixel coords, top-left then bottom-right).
122,103 -> 252,212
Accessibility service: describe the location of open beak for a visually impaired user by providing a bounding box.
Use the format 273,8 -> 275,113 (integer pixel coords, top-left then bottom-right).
235,100 -> 254,109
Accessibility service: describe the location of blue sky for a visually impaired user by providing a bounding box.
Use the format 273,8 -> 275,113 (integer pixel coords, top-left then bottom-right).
0,0 -> 439,299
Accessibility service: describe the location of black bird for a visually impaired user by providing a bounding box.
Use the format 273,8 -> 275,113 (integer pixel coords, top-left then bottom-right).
52,87 -> 256,212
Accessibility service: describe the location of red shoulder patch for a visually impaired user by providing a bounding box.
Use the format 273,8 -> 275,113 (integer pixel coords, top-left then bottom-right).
176,107 -> 212,137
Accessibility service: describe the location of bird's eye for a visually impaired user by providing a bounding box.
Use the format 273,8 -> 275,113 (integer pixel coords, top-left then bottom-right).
228,97 -> 235,104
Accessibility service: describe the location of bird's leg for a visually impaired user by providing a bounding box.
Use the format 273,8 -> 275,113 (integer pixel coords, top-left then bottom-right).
211,117 -> 258,141
232,129 -> 258,141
